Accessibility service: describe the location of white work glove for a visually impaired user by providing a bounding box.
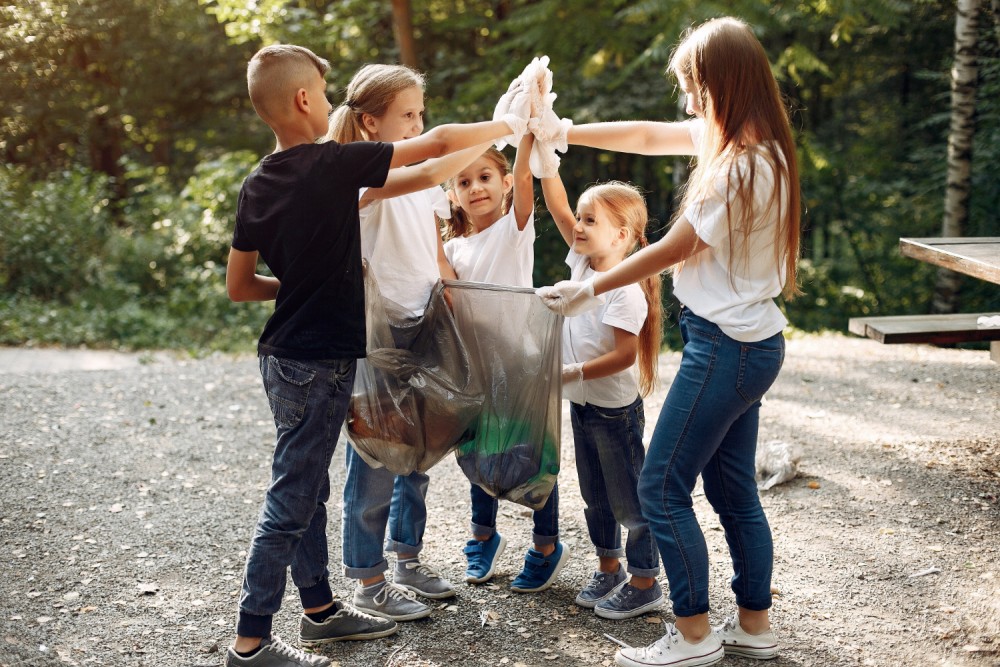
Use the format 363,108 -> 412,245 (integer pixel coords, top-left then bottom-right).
535,276 -> 604,316
493,80 -> 530,150
561,362 -> 584,385
528,140 -> 561,179
529,110 -> 572,153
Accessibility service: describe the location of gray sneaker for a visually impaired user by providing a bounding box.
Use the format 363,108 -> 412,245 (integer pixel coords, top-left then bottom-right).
299,601 -> 398,646
595,581 -> 664,620
353,581 -> 432,621
394,560 -> 456,599
224,635 -> 330,667
575,568 -> 627,609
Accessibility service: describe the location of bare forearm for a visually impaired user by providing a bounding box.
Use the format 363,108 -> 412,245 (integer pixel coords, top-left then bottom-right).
567,121 -> 695,156
229,275 -> 279,302
580,348 -> 635,381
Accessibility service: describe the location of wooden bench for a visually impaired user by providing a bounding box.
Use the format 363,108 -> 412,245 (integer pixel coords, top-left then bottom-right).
848,313 -> 1000,362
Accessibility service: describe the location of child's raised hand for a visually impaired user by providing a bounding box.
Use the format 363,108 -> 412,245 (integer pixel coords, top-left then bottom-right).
535,277 -> 604,316
529,110 -> 572,154
493,79 -> 530,150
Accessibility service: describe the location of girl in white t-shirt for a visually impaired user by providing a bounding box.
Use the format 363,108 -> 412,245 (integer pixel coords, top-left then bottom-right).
325,63 -> 528,622
536,17 -> 800,667
540,173 -> 664,622
441,137 -> 569,594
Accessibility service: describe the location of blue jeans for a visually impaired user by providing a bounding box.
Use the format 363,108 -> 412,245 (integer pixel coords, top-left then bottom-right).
469,482 -> 559,546
571,396 -> 660,578
238,355 -> 356,638
639,308 -> 783,617
342,443 -> 429,579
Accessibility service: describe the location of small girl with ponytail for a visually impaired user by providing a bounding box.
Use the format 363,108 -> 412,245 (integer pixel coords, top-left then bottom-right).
540,173 -> 664,620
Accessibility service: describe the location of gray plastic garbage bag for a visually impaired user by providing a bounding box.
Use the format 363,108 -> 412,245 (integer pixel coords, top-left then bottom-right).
343,264 -> 483,474
445,280 -> 563,510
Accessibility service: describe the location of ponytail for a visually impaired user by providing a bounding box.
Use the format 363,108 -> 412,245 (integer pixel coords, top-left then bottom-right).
323,63 -> 425,145
635,232 -> 663,397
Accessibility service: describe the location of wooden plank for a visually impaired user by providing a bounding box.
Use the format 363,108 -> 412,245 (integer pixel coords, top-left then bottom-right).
899,237 -> 1000,285
848,313 -> 1000,345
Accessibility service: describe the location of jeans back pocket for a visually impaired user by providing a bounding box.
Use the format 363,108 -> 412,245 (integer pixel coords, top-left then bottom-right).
261,356 -> 316,428
735,338 -> 784,404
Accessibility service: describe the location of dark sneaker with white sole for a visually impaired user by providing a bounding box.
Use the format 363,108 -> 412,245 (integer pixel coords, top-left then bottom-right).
224,635 -> 330,667
595,581 -> 664,620
575,568 -> 627,608
298,601 -> 398,645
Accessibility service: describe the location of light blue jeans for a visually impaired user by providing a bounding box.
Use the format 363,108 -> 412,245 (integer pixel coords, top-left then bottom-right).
342,443 -> 429,579
571,396 -> 659,578
639,308 -> 784,617
238,356 -> 356,639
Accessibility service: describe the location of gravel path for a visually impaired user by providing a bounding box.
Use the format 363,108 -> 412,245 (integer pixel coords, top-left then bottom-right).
1,333 -> 998,667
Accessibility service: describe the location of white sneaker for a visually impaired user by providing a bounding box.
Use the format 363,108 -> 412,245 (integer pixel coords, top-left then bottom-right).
713,614 -> 779,659
615,623 -> 723,667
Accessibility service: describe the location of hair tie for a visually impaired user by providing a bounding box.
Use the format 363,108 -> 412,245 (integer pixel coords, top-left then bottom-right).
344,99 -> 359,111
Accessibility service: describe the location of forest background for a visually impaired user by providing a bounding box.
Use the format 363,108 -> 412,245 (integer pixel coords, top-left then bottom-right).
1,0 -> 998,353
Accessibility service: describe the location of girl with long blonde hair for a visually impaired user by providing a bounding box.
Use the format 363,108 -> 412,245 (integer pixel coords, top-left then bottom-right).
540,173 -> 663,621
537,16 -> 800,667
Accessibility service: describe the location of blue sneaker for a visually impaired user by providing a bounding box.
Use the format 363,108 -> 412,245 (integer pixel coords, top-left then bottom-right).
510,542 -> 569,593
463,532 -> 507,584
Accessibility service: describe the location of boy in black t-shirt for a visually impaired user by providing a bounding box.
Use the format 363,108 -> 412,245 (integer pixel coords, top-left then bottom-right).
224,44 -> 528,667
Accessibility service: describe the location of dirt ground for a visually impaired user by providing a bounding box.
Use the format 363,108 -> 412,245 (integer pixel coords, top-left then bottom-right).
1,332 -> 998,667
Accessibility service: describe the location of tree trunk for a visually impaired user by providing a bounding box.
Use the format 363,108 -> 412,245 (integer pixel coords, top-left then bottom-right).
391,0 -> 419,70
933,0 -> 980,314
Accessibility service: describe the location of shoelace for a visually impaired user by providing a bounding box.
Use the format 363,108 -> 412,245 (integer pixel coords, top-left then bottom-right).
266,635 -> 323,664
340,603 -> 381,622
634,623 -> 680,658
373,582 -> 418,605
720,615 -> 740,634
404,561 -> 443,579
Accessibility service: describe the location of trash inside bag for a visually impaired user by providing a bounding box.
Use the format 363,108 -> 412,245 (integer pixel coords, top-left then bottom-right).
343,264 -> 483,475
446,280 -> 563,510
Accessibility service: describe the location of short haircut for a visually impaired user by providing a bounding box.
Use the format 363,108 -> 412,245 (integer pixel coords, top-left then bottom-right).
247,44 -> 330,122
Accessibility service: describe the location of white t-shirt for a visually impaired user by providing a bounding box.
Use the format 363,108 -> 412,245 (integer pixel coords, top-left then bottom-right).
562,249 -> 647,408
671,119 -> 789,342
443,209 -> 535,287
359,184 -> 450,316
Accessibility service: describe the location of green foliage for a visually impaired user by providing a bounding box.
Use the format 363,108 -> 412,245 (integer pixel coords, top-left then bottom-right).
2,0 -> 998,352
0,167 -> 111,300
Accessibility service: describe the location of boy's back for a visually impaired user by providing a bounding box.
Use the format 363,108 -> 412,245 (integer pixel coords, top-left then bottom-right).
234,141 -> 392,359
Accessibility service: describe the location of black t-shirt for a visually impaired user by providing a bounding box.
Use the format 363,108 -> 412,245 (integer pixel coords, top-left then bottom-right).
232,141 -> 393,359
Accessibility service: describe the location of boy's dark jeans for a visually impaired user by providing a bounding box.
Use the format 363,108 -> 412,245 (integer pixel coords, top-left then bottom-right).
237,355 -> 356,638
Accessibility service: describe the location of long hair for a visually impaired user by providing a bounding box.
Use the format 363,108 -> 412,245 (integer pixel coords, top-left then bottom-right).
442,147 -> 514,241
669,17 -> 801,299
578,181 -> 662,397
326,64 -> 424,144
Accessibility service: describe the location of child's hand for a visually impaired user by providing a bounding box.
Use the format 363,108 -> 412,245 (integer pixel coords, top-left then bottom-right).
493,80 -> 530,149
561,362 -> 584,385
529,111 -> 572,154
535,277 -> 604,316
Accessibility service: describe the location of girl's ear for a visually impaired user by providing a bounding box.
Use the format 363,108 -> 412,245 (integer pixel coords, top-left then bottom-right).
502,173 -> 514,194
446,189 -> 461,207
360,112 -> 379,136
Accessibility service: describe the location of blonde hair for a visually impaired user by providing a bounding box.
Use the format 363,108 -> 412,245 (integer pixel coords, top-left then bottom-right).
326,64 -> 425,144
247,44 -> 330,124
669,17 -> 801,299
578,181 -> 662,397
442,147 -> 514,241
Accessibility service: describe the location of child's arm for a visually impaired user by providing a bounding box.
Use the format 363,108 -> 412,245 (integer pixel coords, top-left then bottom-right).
390,119 -> 523,169
226,248 -> 280,302
361,142 -> 493,207
540,170 -> 577,248
437,232 -> 458,281
511,132 -> 534,231
565,328 -> 638,383
567,121 -> 695,156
